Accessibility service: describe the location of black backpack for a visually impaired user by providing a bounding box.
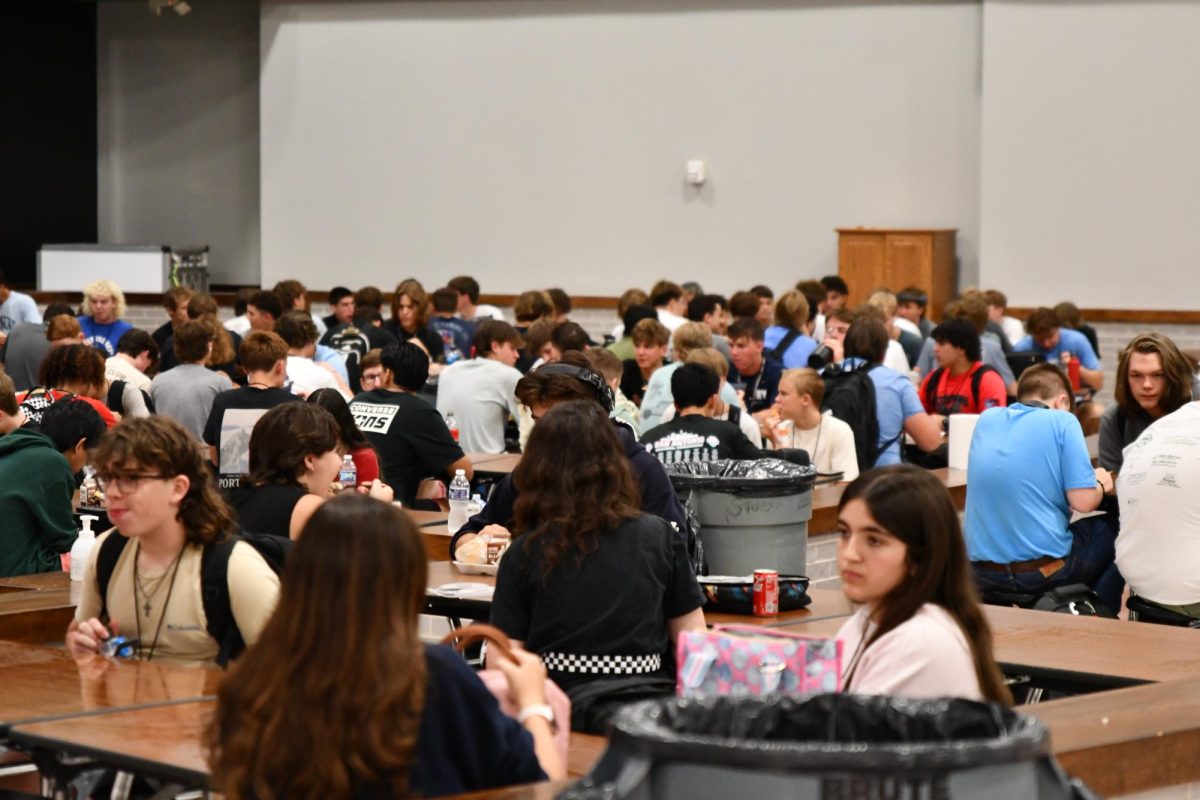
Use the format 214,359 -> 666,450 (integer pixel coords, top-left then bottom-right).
921,365 -> 1000,415
821,362 -> 897,473
95,530 -> 290,667
1032,584 -> 1115,618
765,329 -> 802,366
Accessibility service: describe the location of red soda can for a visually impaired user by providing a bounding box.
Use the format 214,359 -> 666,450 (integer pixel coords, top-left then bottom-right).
752,569 -> 779,616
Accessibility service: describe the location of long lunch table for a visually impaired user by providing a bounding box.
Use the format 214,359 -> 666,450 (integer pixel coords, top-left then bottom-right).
0,573 -> 80,644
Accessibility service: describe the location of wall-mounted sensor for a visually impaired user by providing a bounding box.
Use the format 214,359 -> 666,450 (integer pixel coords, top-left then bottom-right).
686,160 -> 707,186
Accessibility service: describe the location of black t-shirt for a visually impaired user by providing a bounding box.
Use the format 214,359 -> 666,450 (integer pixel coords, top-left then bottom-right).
619,359 -> 658,407
383,320 -> 445,363
730,357 -> 783,413
349,389 -> 464,504
640,414 -> 763,464
228,483 -> 308,539
202,386 -> 302,491
491,514 -> 705,694
319,323 -> 396,388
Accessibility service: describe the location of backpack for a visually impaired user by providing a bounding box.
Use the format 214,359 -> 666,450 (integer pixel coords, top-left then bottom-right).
765,329 -> 802,366
1031,584 -> 1115,618
821,362 -> 897,473
106,380 -> 156,416
95,530 -> 290,667
921,364 -> 1000,415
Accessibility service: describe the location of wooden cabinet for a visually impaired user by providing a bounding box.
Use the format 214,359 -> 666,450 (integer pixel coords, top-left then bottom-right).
836,228 -> 957,321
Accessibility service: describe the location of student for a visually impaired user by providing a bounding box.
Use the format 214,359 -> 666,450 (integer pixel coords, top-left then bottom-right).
0,268 -> 42,347
764,289 -> 818,369
0,371 -> 32,434
641,363 -> 763,463
984,289 -> 1025,347
105,328 -> 158,418
448,275 -> 506,322
586,347 -> 641,435
835,465 -> 1011,703
428,286 -> 476,363
727,318 -> 784,417
820,275 -> 849,314
151,320 -> 235,440
436,320 -> 524,454
203,332 -> 302,491
358,349 -> 384,393
766,368 -> 858,480
863,293 -> 913,374
750,285 -> 775,328
1054,301 -> 1100,360
840,314 -> 941,467
246,289 -> 283,333
894,287 -> 931,340
609,287 -> 650,343
308,388 -> 381,487
170,294 -> 243,383
620,317 -> 669,409
152,286 -> 193,350
322,286 -> 356,330
66,416 -> 281,665
649,279 -> 688,332
727,290 -> 761,323
545,287 -> 572,323
914,297 -> 1017,394
78,279 -> 133,357
224,287 -> 257,336
209,494 -> 561,797
230,402 -> 391,540
639,322 -> 741,432
274,278 -> 327,336
1014,307 -> 1103,390
491,400 -> 707,732
0,399 -> 106,577
918,318 -> 1007,421
607,304 -> 656,363
658,347 -> 762,447
17,344 -> 118,428
1,303 -> 75,392
385,279 -> 445,363
1098,333 -> 1193,474
686,293 -> 732,359
349,342 -> 472,506
277,311 -> 353,399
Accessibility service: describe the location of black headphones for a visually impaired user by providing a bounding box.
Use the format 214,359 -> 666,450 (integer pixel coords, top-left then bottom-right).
535,363 -> 616,413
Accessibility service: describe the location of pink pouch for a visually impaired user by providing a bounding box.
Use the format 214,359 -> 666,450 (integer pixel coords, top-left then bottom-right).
676,624 -> 842,698
441,624 -> 571,763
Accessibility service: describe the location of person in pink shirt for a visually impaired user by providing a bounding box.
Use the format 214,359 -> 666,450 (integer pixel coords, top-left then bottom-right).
835,465 -> 1011,704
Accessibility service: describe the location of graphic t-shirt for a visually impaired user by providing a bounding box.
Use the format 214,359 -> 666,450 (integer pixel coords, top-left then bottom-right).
78,317 -> 133,357
427,316 -> 476,364
640,415 -> 762,465
349,389 -> 464,504
202,387 -> 302,491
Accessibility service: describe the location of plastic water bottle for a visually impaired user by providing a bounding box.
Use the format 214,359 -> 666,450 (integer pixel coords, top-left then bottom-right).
446,413 -> 459,443
338,454 -> 357,492
448,469 -> 471,534
70,515 -> 99,581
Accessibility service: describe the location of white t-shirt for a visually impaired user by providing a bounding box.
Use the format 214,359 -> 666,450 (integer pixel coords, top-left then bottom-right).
1116,402 -> 1200,605
225,315 -> 251,336
286,355 -> 348,399
777,411 -> 858,480
436,357 -> 522,454
893,317 -> 921,337
1001,316 -> 1025,347
469,304 -> 506,322
884,339 -> 910,374
656,308 -> 688,333
105,355 -> 152,392
836,604 -> 983,700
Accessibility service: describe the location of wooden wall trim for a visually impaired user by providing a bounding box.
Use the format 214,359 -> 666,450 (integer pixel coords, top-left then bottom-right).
1008,307 -> 1200,325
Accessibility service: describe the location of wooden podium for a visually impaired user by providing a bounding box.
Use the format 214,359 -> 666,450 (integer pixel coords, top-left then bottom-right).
836,228 -> 957,321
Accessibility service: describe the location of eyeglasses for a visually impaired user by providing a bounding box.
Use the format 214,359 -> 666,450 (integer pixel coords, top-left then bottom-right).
95,473 -> 168,494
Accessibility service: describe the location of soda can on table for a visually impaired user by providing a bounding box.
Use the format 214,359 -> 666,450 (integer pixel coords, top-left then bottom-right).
752,569 -> 779,616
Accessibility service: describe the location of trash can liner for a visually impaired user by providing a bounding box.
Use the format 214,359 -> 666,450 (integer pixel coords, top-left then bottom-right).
603,695 -> 1047,773
664,459 -> 817,497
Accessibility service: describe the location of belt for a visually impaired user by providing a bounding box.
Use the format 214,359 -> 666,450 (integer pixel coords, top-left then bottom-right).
541,652 -> 662,675
973,555 -> 1065,575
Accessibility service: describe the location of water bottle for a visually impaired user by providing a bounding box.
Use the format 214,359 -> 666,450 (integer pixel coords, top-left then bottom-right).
448,469 -> 471,533
446,413 -> 460,443
338,454 -> 357,492
70,515 -> 99,581
80,465 -> 100,509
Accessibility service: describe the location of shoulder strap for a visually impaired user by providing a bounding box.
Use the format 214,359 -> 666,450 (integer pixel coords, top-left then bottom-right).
768,329 -> 803,359
970,364 -> 999,404
95,532 -> 130,624
200,536 -> 241,668
923,367 -> 945,408
727,404 -> 741,425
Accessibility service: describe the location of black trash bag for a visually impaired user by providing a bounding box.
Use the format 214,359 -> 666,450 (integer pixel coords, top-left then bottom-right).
561,695 -> 1098,800
664,459 -> 817,498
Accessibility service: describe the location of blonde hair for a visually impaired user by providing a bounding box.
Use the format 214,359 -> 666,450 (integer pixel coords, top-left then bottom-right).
773,289 -> 810,330
81,279 -> 126,319
781,367 -> 825,406
867,290 -> 897,319
685,347 -> 728,380
671,322 -> 713,362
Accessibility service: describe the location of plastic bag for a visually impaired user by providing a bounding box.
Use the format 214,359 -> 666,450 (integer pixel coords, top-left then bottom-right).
664,459 -> 817,497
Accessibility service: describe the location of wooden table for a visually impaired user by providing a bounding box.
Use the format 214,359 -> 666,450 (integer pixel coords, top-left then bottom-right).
808,467 -> 966,533
407,509 -> 454,561
472,454 -> 521,477
0,572 -> 79,644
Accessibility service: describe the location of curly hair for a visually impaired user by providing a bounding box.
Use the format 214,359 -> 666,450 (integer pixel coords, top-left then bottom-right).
39,344 -> 106,397
208,495 -> 427,799
91,416 -> 235,546
247,403 -> 341,488
513,399 -> 641,576
1114,332 -> 1193,417
81,279 -> 126,319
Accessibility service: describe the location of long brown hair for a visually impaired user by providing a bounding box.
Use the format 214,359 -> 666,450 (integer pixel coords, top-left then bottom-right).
1114,332 -> 1193,417
208,495 -> 428,799
91,416 -> 235,546
391,279 -> 430,331
247,403 -> 340,487
839,465 -> 1012,704
513,399 -> 641,575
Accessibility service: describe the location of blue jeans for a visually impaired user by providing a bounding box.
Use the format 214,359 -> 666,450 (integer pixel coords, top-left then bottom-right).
972,514 -> 1124,613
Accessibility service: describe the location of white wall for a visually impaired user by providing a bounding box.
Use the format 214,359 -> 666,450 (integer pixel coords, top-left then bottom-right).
98,1 -> 260,286
260,0 -> 982,296
978,0 -> 1200,309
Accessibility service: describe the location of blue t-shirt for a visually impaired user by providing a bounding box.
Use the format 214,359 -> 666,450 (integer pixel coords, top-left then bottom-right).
1014,328 -> 1100,370
428,316 -> 476,363
639,362 -> 739,431
78,317 -> 133,357
843,357 -> 924,466
410,645 -> 546,796
964,403 -> 1096,563
764,326 -> 818,369
0,292 -> 41,334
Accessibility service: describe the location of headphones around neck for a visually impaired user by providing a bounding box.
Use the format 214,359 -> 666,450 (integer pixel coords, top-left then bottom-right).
535,363 -> 615,413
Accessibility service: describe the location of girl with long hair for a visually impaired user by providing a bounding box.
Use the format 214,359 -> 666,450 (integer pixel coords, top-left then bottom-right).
386,279 -> 444,362
66,416 -> 280,665
229,403 -> 392,540
308,387 -> 380,487
836,464 -> 1012,704
209,494 -> 561,798
1099,332 -> 1194,474
491,399 -> 707,732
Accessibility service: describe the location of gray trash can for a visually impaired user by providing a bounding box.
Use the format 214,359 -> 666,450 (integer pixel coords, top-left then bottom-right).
560,695 -> 1098,800
665,460 -> 816,576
